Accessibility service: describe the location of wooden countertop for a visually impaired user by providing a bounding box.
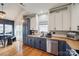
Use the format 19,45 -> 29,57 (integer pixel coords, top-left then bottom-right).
28,35 -> 79,50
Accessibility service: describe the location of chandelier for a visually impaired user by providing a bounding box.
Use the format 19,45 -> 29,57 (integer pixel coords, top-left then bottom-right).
0,3 -> 6,19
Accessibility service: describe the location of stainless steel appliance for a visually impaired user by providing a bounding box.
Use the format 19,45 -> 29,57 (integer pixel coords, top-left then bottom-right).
69,49 -> 79,56
66,32 -> 79,40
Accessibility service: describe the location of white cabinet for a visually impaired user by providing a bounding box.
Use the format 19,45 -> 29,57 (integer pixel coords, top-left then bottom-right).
49,7 -> 71,31
48,12 -> 55,30
71,4 -> 79,31
49,4 -> 79,31
49,11 -> 63,31
55,10 -> 63,30
30,16 -> 38,30
62,8 -> 71,30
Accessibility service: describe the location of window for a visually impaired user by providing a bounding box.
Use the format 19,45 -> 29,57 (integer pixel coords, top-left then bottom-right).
0,24 -> 3,34
0,20 -> 14,36
5,24 -> 13,35
38,14 -> 48,32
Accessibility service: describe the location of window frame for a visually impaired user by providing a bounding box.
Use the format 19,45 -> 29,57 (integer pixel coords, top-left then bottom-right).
38,13 -> 48,32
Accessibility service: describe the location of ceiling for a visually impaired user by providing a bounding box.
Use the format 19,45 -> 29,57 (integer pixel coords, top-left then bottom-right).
19,3 -> 68,14
0,3 -> 23,20
0,3 -> 68,20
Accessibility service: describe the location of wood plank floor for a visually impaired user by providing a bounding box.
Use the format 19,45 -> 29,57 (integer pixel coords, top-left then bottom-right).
0,41 -> 53,56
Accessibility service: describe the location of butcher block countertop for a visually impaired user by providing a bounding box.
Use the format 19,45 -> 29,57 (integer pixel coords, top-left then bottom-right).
28,35 -> 79,50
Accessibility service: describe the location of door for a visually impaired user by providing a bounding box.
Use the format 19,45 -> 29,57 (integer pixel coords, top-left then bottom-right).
62,8 -> 71,30
30,37 -> 35,47
58,41 -> 67,56
25,37 -> 29,45
71,4 -> 79,31
27,37 -> 31,45
40,38 -> 47,51
34,37 -> 41,49
55,10 -> 63,30
49,12 -> 56,30
23,18 -> 30,44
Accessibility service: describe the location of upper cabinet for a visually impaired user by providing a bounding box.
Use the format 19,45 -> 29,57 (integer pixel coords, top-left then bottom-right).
62,7 -> 71,30
49,6 -> 71,31
55,10 -> 63,30
30,16 -> 38,30
49,12 -> 56,30
71,4 -> 79,31
49,4 -> 79,31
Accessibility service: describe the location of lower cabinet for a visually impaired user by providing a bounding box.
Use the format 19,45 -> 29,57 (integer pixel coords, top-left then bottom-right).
40,38 -> 47,51
47,39 -> 71,56
58,40 -> 67,56
34,37 -> 41,49
23,37 -> 27,44
25,37 -> 29,45
24,37 -> 71,56
25,37 -> 47,51
26,37 -> 35,47
34,37 -> 47,51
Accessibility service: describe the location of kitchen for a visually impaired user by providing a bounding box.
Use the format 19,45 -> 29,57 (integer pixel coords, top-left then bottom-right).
0,3 -> 79,56
23,3 -> 79,56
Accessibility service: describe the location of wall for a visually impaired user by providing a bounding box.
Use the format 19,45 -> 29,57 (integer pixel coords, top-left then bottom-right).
0,4 -> 25,41
14,11 -> 25,41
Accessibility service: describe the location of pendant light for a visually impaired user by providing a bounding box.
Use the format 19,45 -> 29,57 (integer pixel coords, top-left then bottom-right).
0,3 -> 6,19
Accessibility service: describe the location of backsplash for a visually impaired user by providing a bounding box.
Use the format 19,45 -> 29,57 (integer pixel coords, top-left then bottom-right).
50,31 -> 79,35
51,31 -> 68,35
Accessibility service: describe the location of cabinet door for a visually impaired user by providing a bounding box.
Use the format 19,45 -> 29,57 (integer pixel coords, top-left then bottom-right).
23,37 -> 29,45
40,38 -> 47,51
65,43 -> 71,56
58,41 -> 66,51
55,10 -> 63,30
27,37 -> 35,47
62,8 -> 70,30
23,37 -> 26,44
58,41 -> 67,56
31,37 -> 35,47
25,37 -> 29,45
27,37 -> 31,45
49,12 -> 56,30
71,4 -> 79,31
29,37 -> 34,47
51,40 -> 58,55
30,16 -> 37,30
23,22 -> 26,44
23,18 -> 30,45
34,37 -> 41,49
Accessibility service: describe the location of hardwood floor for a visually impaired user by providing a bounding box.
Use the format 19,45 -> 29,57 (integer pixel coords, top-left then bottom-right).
0,41 -> 53,56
